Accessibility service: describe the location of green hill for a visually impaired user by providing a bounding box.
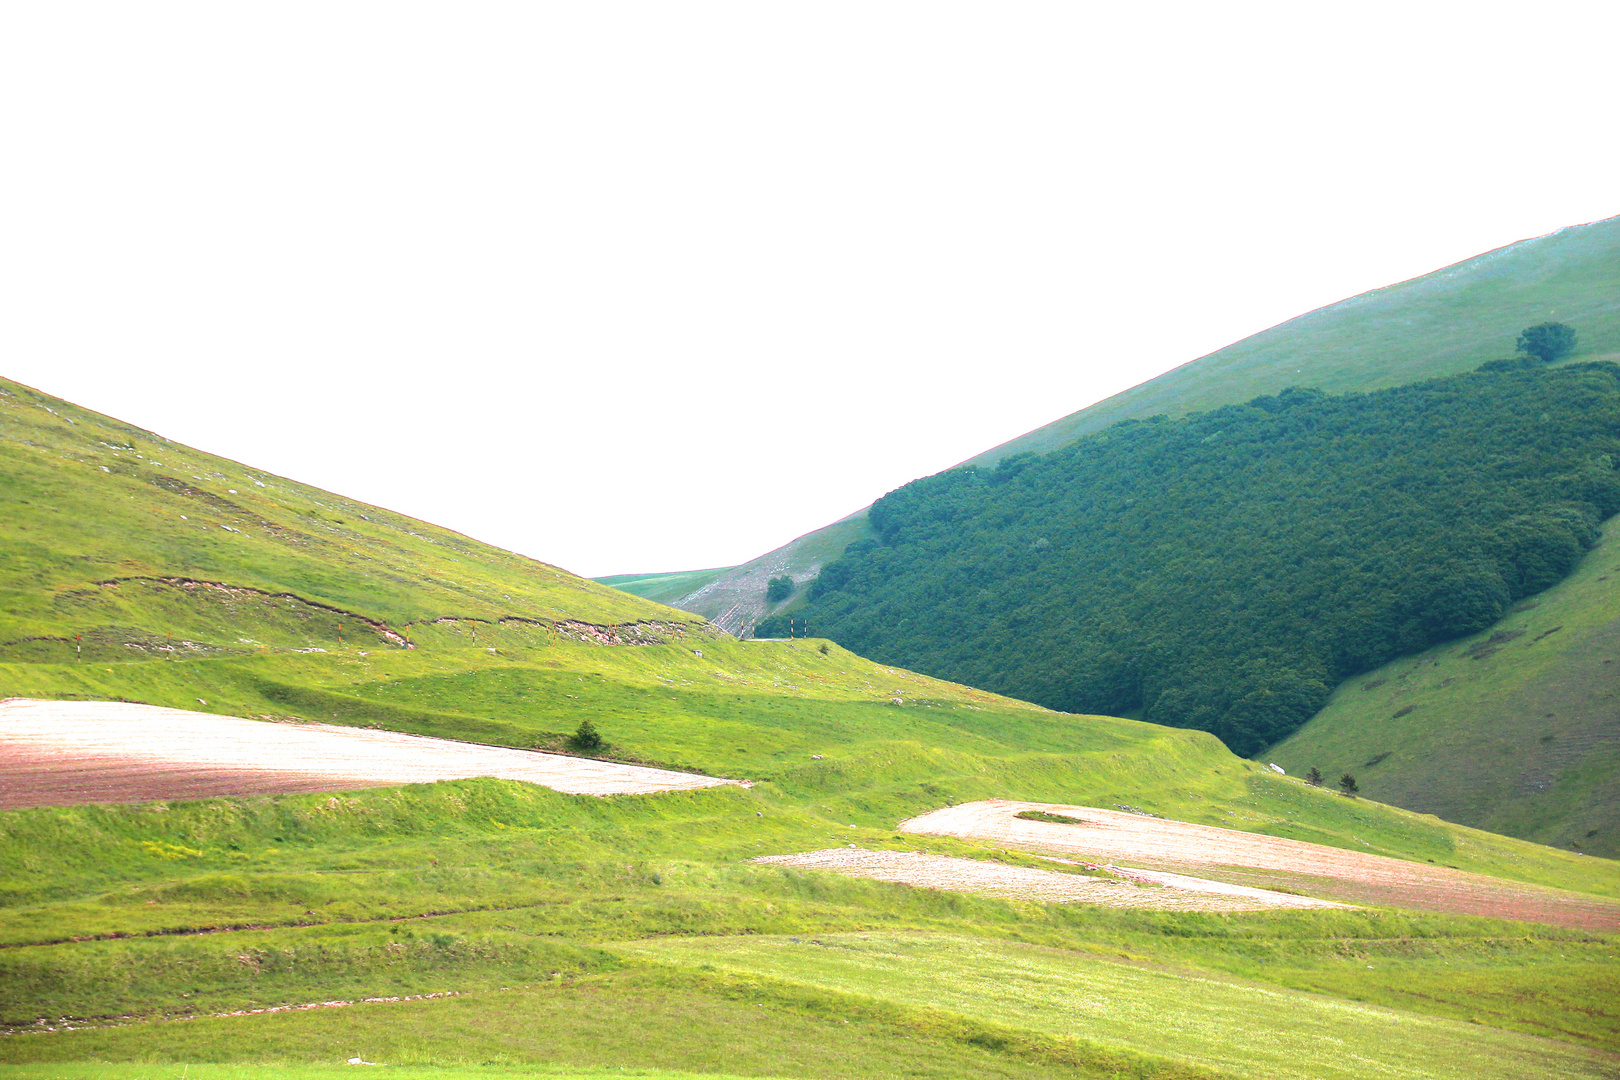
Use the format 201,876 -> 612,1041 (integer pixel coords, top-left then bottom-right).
658,215 -> 1620,635
3,376 -> 1619,1079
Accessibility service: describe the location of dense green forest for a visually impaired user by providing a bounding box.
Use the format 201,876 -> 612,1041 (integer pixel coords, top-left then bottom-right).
759,363 -> 1620,755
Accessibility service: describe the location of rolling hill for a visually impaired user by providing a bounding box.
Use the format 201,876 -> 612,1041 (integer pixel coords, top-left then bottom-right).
655,214 -> 1620,635
3,375 -> 1619,1079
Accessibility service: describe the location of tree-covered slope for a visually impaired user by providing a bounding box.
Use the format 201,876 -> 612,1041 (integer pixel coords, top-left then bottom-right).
650,216 -> 1620,634
766,364 -> 1620,758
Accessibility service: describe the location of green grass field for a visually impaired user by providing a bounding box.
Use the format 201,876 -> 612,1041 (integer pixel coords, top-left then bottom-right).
628,933 -> 1619,1080
4,375 -> 1620,1079
1272,517 -> 1620,858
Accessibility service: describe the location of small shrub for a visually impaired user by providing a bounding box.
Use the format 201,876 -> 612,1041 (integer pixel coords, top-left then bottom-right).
1305,766 -> 1323,786
766,576 -> 795,603
1338,773 -> 1359,797
569,718 -> 604,752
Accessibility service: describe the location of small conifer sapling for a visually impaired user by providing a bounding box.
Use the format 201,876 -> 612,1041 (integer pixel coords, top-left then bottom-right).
570,718 -> 604,752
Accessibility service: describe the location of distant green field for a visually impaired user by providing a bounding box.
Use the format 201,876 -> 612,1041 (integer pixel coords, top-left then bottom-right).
594,567 -> 735,606
1272,517 -> 1620,858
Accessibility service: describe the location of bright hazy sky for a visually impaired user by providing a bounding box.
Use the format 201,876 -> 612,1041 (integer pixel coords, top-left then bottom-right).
4,3 -> 1617,578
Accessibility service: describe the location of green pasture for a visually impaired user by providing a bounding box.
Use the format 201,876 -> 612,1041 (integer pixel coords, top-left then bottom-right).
0,1063 -> 775,1080
627,933 -> 1619,1080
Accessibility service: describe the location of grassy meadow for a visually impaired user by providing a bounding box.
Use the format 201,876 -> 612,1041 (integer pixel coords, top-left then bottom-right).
3,375 -> 1620,1079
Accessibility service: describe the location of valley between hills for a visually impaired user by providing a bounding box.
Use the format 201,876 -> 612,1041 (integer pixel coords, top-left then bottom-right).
2,221 -> 1619,1080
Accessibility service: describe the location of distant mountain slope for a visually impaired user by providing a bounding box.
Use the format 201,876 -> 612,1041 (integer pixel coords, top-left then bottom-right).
656,215 -> 1620,635
1270,516 -> 1620,859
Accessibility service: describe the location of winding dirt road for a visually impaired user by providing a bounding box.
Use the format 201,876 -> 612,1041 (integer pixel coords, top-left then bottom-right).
0,698 -> 736,807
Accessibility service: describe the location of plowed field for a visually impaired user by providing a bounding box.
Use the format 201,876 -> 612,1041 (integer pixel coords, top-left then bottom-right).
900,800 -> 1620,930
0,698 -> 736,807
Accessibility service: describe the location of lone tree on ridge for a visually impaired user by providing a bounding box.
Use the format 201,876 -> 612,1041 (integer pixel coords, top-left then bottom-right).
1338,773 -> 1359,797
1516,322 -> 1577,363
1305,766 -> 1323,786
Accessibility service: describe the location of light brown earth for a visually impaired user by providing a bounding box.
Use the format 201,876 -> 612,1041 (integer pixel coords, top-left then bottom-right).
0,698 -> 737,807
899,800 -> 1620,930
755,848 -> 1352,912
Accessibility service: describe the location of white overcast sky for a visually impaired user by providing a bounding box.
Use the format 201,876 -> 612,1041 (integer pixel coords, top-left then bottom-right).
3,3 -> 1617,578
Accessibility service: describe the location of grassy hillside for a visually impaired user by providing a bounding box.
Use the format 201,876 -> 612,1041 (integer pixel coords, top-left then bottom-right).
0,376 -> 697,650
961,214 -> 1620,466
1271,516 -> 1620,858
4,378 -> 1619,1078
657,215 -> 1620,638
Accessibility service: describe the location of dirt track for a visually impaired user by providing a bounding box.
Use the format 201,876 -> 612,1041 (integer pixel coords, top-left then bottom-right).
899,800 -> 1620,930
0,698 -> 736,807
756,848 -> 1351,912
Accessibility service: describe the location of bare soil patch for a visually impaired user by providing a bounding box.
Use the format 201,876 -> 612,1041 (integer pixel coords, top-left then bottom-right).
756,848 -> 1350,912
900,800 -> 1620,930
0,698 -> 736,807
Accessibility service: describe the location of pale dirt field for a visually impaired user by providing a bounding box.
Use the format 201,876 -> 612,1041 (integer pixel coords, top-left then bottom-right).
898,799 -> 1620,930
755,847 -> 1351,912
0,698 -> 736,807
